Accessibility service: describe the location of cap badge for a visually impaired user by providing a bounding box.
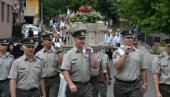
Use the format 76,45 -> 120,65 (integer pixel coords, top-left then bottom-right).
30,39 -> 34,44
50,35 -> 53,38
81,32 -> 85,36
129,30 -> 132,34
4,39 -> 7,43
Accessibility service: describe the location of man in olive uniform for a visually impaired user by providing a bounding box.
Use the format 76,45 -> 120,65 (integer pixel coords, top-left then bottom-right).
112,30 -> 147,97
35,33 -> 62,97
8,38 -> 46,97
61,29 -> 99,97
0,38 -> 14,97
152,38 -> 170,97
89,48 -> 103,97
99,49 -> 112,97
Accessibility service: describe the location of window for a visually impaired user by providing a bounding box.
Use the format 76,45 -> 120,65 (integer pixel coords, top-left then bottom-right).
7,5 -> 10,23
1,2 -> 4,22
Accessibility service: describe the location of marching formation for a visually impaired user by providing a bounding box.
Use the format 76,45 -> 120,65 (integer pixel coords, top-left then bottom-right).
0,29 -> 170,97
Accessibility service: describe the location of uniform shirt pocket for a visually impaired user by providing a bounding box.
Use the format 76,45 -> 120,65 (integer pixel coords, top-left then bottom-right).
18,67 -> 28,77
71,58 -> 79,70
160,61 -> 170,75
34,65 -> 41,76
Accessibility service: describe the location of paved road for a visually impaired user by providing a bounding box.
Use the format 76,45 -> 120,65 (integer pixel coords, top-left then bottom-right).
105,44 -> 156,97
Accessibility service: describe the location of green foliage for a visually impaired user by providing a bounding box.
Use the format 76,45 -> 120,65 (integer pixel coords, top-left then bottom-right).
152,47 -> 161,55
96,0 -> 118,21
116,0 -> 170,35
42,0 -> 117,23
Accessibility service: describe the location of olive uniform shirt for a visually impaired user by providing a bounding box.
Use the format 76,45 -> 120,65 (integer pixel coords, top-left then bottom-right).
112,47 -> 147,81
35,48 -> 60,77
8,55 -> 43,90
0,52 -> 14,80
152,52 -> 170,85
61,47 -> 91,82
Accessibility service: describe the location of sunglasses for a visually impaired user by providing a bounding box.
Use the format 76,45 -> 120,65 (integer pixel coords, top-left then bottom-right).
133,43 -> 138,45
77,37 -> 86,40
45,39 -> 52,41
0,44 -> 8,46
125,37 -> 133,39
25,45 -> 34,48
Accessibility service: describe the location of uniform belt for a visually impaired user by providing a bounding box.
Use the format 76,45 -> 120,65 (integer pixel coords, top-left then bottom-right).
44,74 -> 59,79
73,81 -> 89,85
159,83 -> 170,86
104,73 -> 107,76
0,79 -> 9,82
16,87 -> 39,92
115,77 -> 137,84
91,75 -> 99,79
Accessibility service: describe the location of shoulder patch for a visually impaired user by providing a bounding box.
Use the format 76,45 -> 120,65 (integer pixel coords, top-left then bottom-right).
8,54 -> 14,58
157,54 -> 164,58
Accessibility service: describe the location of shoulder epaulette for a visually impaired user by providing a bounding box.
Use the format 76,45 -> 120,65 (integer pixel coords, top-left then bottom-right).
35,56 -> 43,60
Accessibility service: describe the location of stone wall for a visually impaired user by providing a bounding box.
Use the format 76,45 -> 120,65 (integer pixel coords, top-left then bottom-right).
65,22 -> 107,46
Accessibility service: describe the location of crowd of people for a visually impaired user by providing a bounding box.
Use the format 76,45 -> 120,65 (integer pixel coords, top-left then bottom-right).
0,27 -> 170,97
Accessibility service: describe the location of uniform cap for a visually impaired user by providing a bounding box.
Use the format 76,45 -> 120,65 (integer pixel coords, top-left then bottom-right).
163,38 -> 170,45
133,37 -> 139,43
72,29 -> 86,37
41,33 -> 53,40
0,38 -> 9,44
21,38 -> 36,46
121,29 -> 134,37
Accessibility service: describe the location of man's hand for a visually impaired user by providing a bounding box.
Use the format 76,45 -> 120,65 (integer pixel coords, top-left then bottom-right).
142,84 -> 147,94
69,83 -> 77,93
99,83 -> 104,89
124,45 -> 131,54
155,92 -> 162,97
108,80 -> 112,86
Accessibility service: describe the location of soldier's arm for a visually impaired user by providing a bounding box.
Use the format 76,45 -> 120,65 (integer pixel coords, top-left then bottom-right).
62,70 -> 74,85
10,79 -> 16,97
8,61 -> 18,97
113,52 -> 128,70
62,70 -> 77,93
152,56 -> 162,96
57,53 -> 63,65
107,66 -> 112,80
39,78 -> 46,97
90,54 -> 99,69
141,69 -> 147,86
99,66 -> 104,83
153,74 -> 160,94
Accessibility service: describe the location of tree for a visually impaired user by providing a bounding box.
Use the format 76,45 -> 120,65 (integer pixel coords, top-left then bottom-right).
43,0 -> 97,21
116,0 -> 170,35
42,0 -> 117,24
96,0 -> 118,23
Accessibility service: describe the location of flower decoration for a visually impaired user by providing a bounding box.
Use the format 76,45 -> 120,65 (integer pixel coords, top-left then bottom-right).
71,5 -> 101,23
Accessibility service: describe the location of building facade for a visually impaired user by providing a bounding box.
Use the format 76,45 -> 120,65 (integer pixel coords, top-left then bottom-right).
0,0 -> 14,38
24,0 -> 40,24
